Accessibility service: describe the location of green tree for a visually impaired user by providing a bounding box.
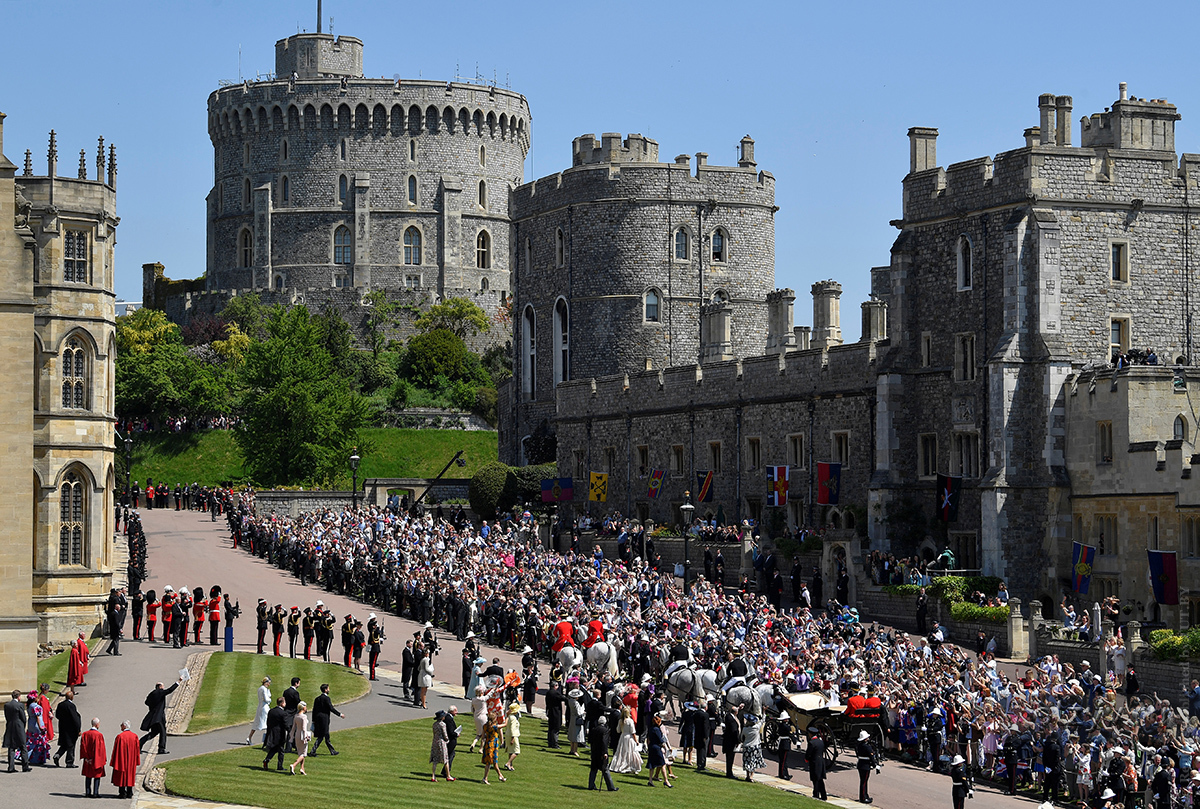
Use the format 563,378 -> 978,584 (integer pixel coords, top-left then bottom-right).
221,293 -> 269,341
414,297 -> 490,339
115,342 -> 231,420
115,308 -> 180,357
362,290 -> 401,359
398,329 -> 472,388
235,306 -> 370,486
315,306 -> 354,379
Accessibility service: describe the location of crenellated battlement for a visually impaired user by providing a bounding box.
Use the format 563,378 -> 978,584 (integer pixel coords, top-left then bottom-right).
572,133 -> 659,165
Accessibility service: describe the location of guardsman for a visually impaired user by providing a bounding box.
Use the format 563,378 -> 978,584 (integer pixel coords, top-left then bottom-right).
207,586 -> 222,646
341,614 -> 356,668
270,604 -> 285,656
302,607 -> 315,660
320,605 -> 336,663
192,587 -> 207,645
287,606 -> 301,658
145,590 -> 159,643
855,729 -> 876,804
950,754 -> 972,809
160,586 -> 174,643
255,598 -> 269,654
367,614 -> 384,681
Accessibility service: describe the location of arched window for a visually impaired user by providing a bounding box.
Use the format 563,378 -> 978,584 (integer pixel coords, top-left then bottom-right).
408,175 -> 417,204
553,298 -> 569,385
238,228 -> 253,268
243,178 -> 251,209
555,228 -> 565,268
521,306 -> 536,401
480,145 -> 486,166
711,289 -> 729,303
480,277 -> 489,291
59,471 -> 85,566
274,274 -> 284,291
333,226 -> 353,265
711,228 -> 728,263
645,289 -> 661,323
403,227 -> 422,265
281,175 -> 289,205
340,140 -> 347,160
674,228 -> 690,260
338,175 -> 348,202
957,235 -> 973,290
61,338 -> 87,410
478,180 -> 487,209
281,139 -> 288,160
410,139 -> 417,162
524,238 -> 532,270
1176,415 -> 1189,441
476,231 -> 491,269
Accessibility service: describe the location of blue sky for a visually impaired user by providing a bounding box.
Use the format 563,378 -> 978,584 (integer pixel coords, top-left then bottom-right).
3,0 -> 1197,340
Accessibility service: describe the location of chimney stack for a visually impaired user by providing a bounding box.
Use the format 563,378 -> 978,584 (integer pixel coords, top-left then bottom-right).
738,135 -> 756,169
811,280 -> 843,350
1119,82 -> 1128,101
1038,94 -> 1056,146
907,127 -> 938,173
1055,95 -> 1073,146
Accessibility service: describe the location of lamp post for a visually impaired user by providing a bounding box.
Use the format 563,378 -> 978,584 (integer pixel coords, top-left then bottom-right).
349,449 -> 360,511
679,491 -> 695,597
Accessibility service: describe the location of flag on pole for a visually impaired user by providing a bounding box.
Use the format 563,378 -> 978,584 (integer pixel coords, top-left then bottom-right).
647,469 -> 665,500
540,477 -> 573,503
1147,550 -> 1179,605
936,474 -> 962,522
695,471 -> 714,503
1071,542 -> 1096,594
766,465 -> 789,506
816,462 -> 840,505
588,472 -> 608,502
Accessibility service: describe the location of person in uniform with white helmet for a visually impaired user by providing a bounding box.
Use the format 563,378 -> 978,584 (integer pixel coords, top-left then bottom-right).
950,753 -> 972,809
855,728 -> 876,803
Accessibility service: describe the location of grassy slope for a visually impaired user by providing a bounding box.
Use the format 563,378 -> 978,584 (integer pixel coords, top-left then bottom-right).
164,715 -> 831,809
129,428 -> 498,488
36,638 -> 101,690
187,653 -> 371,734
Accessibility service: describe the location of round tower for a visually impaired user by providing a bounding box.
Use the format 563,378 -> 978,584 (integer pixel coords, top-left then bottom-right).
206,31 -> 530,303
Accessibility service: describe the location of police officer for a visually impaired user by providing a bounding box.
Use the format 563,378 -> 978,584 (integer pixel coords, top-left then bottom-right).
950,754 -> 972,809
855,729 -> 876,804
1002,724 -> 1020,795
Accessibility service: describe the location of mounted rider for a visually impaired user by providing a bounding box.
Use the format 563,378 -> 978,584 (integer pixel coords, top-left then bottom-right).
551,613 -> 576,653
663,626 -> 692,679
582,611 -> 606,649
720,644 -> 755,693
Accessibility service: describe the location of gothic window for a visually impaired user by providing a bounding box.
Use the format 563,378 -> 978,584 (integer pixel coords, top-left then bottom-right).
954,333 -> 976,381
476,231 -> 491,269
521,306 -> 536,401
274,275 -> 284,291
644,288 -> 661,323
410,139 -> 417,162
405,274 -> 421,289
524,238 -> 532,270
63,230 -> 89,283
555,228 -> 565,268
281,175 -> 289,205
404,227 -> 422,265
480,277 -> 489,291
478,180 -> 487,209
59,471 -> 84,566
957,235 -> 973,290
340,140 -> 347,160
333,226 -> 353,265
338,174 -> 348,202
1176,415 -> 1189,441
553,299 -> 569,386
281,139 -> 289,160
238,228 -> 253,268
480,145 -> 486,166
408,175 -> 418,204
711,228 -> 728,263
243,178 -> 251,209
61,338 -> 87,410
674,228 -> 690,261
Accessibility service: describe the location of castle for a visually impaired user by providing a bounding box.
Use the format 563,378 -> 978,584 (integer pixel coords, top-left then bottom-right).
0,114 -> 119,694
147,30 -> 528,349
508,85 -> 1200,622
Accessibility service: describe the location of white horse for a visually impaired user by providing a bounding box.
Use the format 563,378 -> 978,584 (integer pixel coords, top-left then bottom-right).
665,666 -> 719,704
556,644 -> 583,672
585,641 -> 619,677
724,682 -> 774,718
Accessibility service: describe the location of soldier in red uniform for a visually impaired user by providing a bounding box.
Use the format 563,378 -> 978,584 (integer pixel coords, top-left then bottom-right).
583,612 -> 605,649
192,587 -> 207,645
145,590 -> 158,643
159,587 -> 174,646
207,586 -> 222,646
551,616 -> 575,653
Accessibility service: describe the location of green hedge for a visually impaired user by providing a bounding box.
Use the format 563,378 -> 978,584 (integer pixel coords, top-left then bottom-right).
467,461 -> 557,519
928,575 -> 1004,604
949,602 -> 1009,624
881,584 -> 921,596
1149,627 -> 1200,660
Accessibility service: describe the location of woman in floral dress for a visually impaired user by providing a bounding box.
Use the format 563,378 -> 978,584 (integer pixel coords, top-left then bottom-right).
25,693 -> 50,765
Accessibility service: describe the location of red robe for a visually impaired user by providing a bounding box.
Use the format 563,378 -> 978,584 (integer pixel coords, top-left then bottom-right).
583,619 -> 605,649
67,638 -> 88,687
110,730 -> 140,787
38,693 -> 54,740
551,621 -> 575,653
80,728 -> 106,778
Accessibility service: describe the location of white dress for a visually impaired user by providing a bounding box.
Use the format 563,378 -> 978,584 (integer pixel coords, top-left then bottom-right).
611,717 -> 642,774
253,684 -> 271,732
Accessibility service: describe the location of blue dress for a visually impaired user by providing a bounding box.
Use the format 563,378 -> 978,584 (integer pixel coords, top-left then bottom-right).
647,724 -> 666,768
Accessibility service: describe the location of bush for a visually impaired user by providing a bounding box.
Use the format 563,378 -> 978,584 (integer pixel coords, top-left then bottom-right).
928,576 -> 968,604
357,355 -> 397,394
474,387 -> 498,426
448,379 -> 477,412
387,379 -> 412,411
882,584 -> 921,596
399,329 -> 471,388
468,461 -> 511,519
467,461 -> 557,519
949,602 -> 1009,624
1149,627 -> 1200,660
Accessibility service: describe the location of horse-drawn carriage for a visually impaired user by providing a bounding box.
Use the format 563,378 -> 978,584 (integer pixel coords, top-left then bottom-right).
764,692 -> 886,767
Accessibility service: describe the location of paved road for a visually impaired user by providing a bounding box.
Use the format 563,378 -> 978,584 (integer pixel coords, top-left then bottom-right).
9,509 -> 1046,809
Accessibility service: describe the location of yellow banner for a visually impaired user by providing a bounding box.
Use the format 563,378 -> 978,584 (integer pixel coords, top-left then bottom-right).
589,471 -> 608,502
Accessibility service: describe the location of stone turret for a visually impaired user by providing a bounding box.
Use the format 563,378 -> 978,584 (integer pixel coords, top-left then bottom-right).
811,281 -> 843,350
766,288 -> 797,354
908,127 -> 937,173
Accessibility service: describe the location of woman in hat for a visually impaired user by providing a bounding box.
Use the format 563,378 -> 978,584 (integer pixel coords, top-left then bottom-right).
247,677 -> 271,746
740,712 -> 764,782
417,646 -> 435,708
288,702 -> 310,775
430,710 -> 451,782
503,702 -> 521,771
646,714 -> 672,787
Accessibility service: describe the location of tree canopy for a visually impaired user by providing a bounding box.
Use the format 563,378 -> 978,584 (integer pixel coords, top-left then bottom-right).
414,297 -> 490,339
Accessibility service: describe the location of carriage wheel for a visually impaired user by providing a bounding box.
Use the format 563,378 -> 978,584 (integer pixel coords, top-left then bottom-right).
812,719 -> 839,767
762,717 -> 778,752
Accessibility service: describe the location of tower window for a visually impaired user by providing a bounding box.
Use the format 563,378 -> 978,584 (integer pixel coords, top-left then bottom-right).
410,139 -> 417,162
955,333 -> 976,381
644,289 -> 661,323
340,140 -> 347,160
243,178 -> 251,209
1176,415 -> 1189,441
63,230 -> 89,283
281,175 -> 289,204
408,175 -> 417,204
339,175 -> 348,202
480,277 -> 489,291
555,228 -> 565,267
404,226 -> 422,265
553,298 -> 569,385
674,228 -> 689,260
59,471 -> 85,566
1111,241 -> 1129,282
711,229 -> 727,263
480,145 -> 486,166
333,226 -> 353,265
281,139 -> 288,160
238,228 -> 253,268
957,235 -> 973,290
476,231 -> 491,269
478,180 -> 487,209
521,306 -> 536,401
61,338 -> 87,410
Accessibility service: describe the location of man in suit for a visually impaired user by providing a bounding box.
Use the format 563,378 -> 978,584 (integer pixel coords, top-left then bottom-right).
261,697 -> 288,771
309,683 -> 343,756
692,699 -> 709,771
1041,727 -> 1062,803
255,598 -> 268,654
587,715 -> 618,791
282,677 -> 302,752
442,706 -> 460,773
106,587 -> 126,656
723,705 -> 741,779
401,640 -> 414,700
138,677 -> 181,754
53,688 -> 82,767
806,727 -> 828,800
4,689 -> 29,772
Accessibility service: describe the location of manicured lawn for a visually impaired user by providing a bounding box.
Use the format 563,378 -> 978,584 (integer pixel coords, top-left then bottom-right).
187,653 -> 370,734
128,428 -> 497,488
163,715 -> 832,809
37,638 -> 101,691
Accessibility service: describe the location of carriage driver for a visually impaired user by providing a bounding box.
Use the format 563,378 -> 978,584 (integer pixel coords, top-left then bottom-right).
663,625 -> 692,680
